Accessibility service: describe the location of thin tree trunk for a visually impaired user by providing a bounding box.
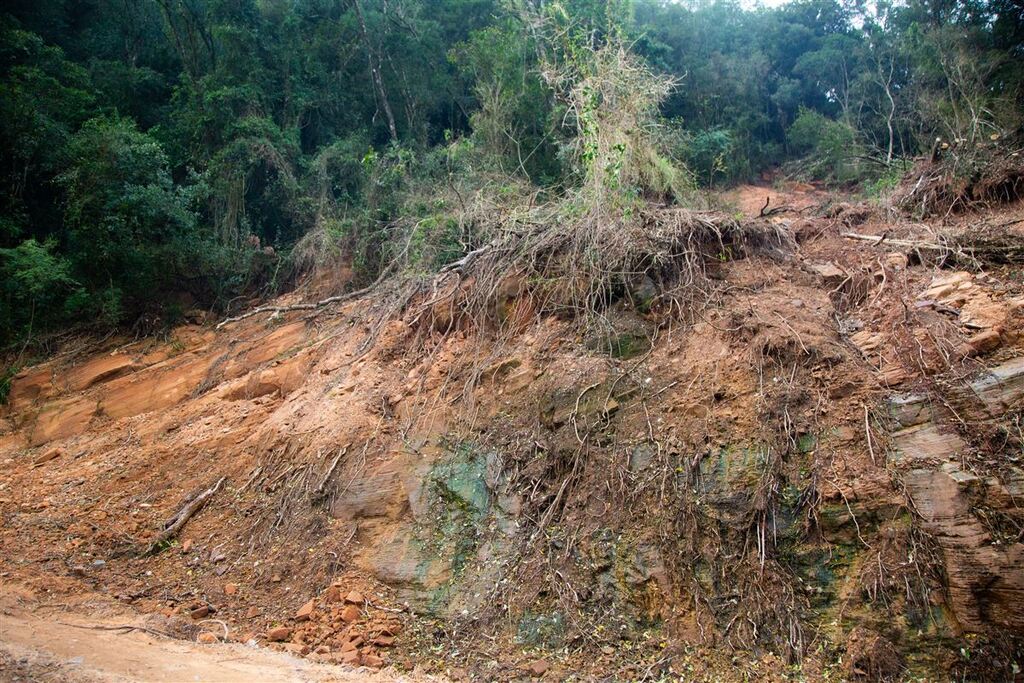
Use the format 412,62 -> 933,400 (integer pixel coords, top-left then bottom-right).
884,59 -> 896,164
353,0 -> 398,143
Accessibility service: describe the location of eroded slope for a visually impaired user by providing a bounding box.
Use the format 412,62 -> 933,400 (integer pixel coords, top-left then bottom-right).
2,188 -> 1023,681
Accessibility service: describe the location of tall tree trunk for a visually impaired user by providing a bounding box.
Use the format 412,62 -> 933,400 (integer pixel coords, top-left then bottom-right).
884,70 -> 895,164
353,0 -> 398,143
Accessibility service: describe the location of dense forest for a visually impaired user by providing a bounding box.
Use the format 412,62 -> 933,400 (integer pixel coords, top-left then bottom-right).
1,0 -> 1021,349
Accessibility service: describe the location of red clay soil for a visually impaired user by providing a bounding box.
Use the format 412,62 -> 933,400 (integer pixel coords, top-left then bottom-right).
1,185 -> 1023,681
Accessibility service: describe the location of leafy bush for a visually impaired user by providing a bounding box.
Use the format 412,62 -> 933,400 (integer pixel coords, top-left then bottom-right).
787,107 -> 864,182
671,127 -> 738,187
452,22 -> 562,184
0,238 -> 82,339
57,116 -> 204,325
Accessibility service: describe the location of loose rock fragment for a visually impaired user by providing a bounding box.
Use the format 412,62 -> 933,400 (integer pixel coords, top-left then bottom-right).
267,626 -> 292,642
295,598 -> 315,621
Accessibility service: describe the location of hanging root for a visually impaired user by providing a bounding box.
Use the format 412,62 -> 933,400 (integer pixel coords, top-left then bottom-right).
393,203 -> 792,338
216,199 -> 790,344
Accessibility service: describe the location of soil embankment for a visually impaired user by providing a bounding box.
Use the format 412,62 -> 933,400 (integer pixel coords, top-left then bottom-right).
2,185 -> 1023,680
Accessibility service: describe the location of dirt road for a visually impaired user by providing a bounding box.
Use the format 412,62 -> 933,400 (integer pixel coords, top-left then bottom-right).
0,589 -> 428,683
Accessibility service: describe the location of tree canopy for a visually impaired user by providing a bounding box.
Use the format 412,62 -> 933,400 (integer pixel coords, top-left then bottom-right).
0,0 -> 1020,345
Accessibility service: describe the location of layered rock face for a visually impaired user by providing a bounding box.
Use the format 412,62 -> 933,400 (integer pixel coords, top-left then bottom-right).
888,357 -> 1024,634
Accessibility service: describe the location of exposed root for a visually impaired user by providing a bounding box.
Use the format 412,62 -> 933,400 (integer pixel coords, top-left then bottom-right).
893,140 -> 1024,217
146,476 -> 226,555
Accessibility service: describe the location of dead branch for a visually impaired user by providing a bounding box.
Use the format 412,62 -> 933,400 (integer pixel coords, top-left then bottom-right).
312,444 -> 349,501
215,261 -> 399,330
438,243 -> 494,274
147,476 -> 226,554
56,621 -> 173,639
196,618 -> 230,639
760,195 -> 793,218
216,289 -> 368,329
841,232 -> 947,250
842,230 -> 1024,263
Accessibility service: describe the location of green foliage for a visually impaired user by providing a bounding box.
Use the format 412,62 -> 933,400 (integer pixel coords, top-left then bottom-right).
0,18 -> 94,240
665,126 -> 740,187
58,116 -> 204,324
0,238 -> 82,338
0,362 -> 17,404
452,22 -> 561,183
0,0 -> 1020,346
787,107 -> 859,180
207,115 -> 302,246
862,163 -> 906,200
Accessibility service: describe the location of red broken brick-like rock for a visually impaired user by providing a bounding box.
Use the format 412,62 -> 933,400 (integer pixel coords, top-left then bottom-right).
338,650 -> 361,665
295,598 -> 315,621
324,585 -> 342,602
362,652 -> 384,668
381,625 -> 402,637
966,329 -> 1002,355
339,634 -> 363,652
340,604 -> 361,622
245,606 -> 260,619
344,590 -> 364,604
32,446 -> 65,467
267,626 -> 292,642
223,583 -> 238,595
190,605 -> 210,619
528,659 -> 550,676
371,635 -> 395,647
197,632 -> 219,644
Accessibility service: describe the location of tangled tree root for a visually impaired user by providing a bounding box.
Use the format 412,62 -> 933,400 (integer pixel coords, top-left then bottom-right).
218,204 -> 791,338
844,627 -> 905,681
894,140 -> 1024,217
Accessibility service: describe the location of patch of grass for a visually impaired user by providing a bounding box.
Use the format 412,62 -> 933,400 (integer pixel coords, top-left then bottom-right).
0,364 -> 19,404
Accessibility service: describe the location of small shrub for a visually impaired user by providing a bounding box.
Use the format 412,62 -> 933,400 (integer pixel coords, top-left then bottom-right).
0,238 -> 82,341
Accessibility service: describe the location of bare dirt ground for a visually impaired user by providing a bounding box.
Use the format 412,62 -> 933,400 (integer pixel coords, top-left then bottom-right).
1,182 -> 1022,680
0,586 -> 434,682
